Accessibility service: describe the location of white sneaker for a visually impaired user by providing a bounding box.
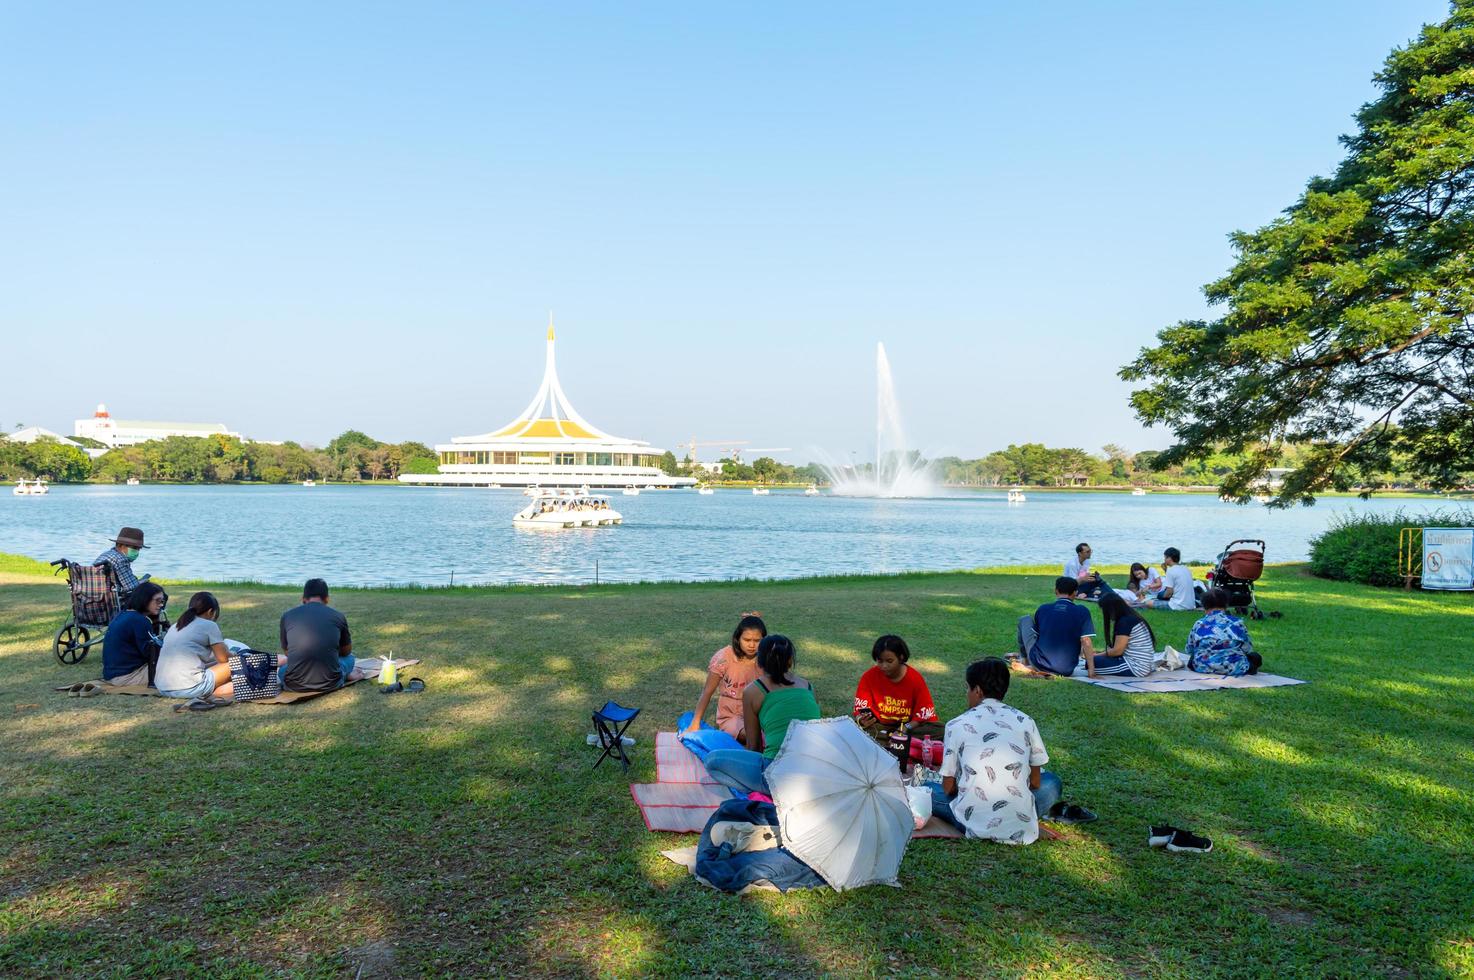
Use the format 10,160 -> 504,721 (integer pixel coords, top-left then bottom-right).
586,733 -> 635,747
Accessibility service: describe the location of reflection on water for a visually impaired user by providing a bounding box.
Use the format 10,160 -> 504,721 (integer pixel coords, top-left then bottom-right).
0,484 -> 1419,587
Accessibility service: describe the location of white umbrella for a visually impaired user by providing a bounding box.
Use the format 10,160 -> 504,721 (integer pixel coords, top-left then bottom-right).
765,716 -> 914,891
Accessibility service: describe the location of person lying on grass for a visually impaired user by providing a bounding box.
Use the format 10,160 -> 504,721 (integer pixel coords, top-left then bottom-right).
1085,593 -> 1159,678
703,634 -> 820,797
1013,576 -> 1097,677
853,634 -> 943,742
685,613 -> 766,740
930,657 -> 1063,844
278,578 -> 361,693
101,581 -> 166,688
1186,587 -> 1261,677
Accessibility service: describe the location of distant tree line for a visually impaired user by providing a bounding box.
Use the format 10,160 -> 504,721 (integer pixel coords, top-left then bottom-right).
657,452 -> 826,485
0,430 -> 438,484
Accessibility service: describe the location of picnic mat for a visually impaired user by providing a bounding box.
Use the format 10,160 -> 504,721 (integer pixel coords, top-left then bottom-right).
634,732 -> 963,838
57,657 -> 421,705
1064,667 -> 1304,694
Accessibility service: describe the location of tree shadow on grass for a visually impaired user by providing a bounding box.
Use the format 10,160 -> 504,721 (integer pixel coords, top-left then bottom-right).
2,568 -> 1472,976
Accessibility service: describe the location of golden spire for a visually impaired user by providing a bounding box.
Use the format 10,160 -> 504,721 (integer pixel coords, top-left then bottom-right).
547,311 -> 555,342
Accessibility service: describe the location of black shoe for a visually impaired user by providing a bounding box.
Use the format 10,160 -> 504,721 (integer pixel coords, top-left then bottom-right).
1165,829 -> 1213,853
1046,803 -> 1098,825
1148,824 -> 1182,847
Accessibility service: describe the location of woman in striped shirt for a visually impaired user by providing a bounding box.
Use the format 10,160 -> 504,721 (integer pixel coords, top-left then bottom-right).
1086,593 -> 1158,677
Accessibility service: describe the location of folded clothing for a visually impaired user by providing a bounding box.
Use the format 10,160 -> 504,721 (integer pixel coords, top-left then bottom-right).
675,712 -> 746,762
694,798 -> 826,893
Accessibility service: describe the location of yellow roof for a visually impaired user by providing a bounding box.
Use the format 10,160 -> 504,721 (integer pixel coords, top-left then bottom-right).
491,418 -> 600,440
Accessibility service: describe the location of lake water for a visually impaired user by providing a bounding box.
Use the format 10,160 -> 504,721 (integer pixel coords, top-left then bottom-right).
0,484 -> 1425,588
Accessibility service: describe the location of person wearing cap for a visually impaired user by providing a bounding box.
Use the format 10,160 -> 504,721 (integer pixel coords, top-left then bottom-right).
95,527 -> 150,598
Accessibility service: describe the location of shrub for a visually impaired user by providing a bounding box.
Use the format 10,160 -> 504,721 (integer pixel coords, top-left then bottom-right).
1309,508 -> 1474,587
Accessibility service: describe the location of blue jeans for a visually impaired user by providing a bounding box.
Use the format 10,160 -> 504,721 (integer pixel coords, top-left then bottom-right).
277,654 -> 356,689
930,770 -> 1063,833
704,748 -> 772,796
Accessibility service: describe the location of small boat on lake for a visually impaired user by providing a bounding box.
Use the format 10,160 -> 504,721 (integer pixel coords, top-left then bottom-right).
1007,488 -> 1026,503
302,479 -> 317,487
13,479 -> 49,496
514,491 -> 622,529
126,478 -> 141,486
752,487 -> 770,496
804,484 -> 820,496
696,485 -> 715,495
1131,487 -> 1147,497
623,486 -> 640,496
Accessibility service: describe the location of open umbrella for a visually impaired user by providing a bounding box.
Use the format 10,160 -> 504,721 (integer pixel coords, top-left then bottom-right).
764,716 -> 914,891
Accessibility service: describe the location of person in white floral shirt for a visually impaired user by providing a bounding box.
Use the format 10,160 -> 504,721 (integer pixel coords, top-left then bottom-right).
932,657 -> 1062,844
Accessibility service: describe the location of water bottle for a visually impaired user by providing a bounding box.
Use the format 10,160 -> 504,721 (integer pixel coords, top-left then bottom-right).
922,734 -> 934,768
888,729 -> 909,772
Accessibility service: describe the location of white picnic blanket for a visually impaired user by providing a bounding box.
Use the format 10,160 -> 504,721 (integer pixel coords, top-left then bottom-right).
1065,668 -> 1305,694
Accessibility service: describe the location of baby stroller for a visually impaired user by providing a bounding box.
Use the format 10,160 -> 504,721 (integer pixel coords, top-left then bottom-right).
49,558 -> 168,665
1206,539 -> 1265,620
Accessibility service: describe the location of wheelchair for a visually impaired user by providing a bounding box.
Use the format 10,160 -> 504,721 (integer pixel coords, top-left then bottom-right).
49,559 -> 168,665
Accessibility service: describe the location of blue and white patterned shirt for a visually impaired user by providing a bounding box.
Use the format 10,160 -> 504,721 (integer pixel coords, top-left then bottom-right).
1185,610 -> 1255,676
94,547 -> 140,596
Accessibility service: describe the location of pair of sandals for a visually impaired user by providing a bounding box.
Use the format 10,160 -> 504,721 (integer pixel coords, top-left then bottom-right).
379,677 -> 426,695
173,696 -> 230,713
63,681 -> 109,698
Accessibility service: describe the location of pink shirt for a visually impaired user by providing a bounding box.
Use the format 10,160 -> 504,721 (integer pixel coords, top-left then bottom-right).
708,645 -> 760,732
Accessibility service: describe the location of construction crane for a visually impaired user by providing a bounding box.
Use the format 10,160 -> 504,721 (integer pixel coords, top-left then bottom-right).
675,439 -> 748,463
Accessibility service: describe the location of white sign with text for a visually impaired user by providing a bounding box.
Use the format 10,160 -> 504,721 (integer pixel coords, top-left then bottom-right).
1422,527 -> 1474,590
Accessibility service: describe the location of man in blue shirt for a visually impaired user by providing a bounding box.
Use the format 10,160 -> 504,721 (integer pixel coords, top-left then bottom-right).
1015,577 -> 1098,676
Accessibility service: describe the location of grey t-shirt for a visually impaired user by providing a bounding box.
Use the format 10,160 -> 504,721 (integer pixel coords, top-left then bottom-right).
154,617 -> 224,692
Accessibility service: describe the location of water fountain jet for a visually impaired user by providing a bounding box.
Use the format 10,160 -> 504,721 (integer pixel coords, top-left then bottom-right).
821,343 -> 938,498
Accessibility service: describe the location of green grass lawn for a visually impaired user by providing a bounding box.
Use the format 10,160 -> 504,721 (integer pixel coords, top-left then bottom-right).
1,557 -> 1471,978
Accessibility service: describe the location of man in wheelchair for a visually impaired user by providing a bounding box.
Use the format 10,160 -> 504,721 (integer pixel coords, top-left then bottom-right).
95,526 -> 151,599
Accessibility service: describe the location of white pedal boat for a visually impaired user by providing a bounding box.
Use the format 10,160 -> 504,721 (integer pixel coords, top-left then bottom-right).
514,491 -> 622,528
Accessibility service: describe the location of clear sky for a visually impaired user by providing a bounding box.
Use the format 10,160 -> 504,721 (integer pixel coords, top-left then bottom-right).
0,1 -> 1453,462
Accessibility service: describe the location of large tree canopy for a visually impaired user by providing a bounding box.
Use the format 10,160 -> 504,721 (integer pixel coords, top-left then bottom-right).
1123,1 -> 1474,505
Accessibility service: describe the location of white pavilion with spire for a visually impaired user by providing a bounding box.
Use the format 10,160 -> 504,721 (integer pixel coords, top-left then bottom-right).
400,322 -> 695,489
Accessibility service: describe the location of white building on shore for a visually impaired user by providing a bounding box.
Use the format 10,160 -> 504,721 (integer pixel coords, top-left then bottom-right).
74,405 -> 241,449
400,323 -> 695,489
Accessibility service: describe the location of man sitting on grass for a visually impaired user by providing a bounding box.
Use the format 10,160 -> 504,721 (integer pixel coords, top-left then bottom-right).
1064,542 -> 1105,598
1015,576 -> 1097,677
278,578 -> 360,692
1158,547 -> 1199,611
931,657 -> 1063,844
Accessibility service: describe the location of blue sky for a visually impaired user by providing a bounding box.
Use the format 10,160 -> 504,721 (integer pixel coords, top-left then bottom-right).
0,1 -> 1453,462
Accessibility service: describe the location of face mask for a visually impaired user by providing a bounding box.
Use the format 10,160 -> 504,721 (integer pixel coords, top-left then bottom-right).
124,547 -> 140,561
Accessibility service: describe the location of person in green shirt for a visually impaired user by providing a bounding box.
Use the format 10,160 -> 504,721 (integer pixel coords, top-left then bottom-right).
703,634 -> 820,796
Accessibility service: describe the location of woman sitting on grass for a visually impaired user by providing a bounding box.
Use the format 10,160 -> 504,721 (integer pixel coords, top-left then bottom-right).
1122,562 -> 1163,604
853,634 -> 943,741
101,581 -> 167,688
1186,588 -> 1261,676
154,592 -> 235,701
1085,593 -> 1159,678
703,635 -> 820,796
685,613 -> 766,740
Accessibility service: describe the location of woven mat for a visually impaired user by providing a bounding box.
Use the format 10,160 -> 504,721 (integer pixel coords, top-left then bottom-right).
635,732 -> 962,838
57,657 -> 421,705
